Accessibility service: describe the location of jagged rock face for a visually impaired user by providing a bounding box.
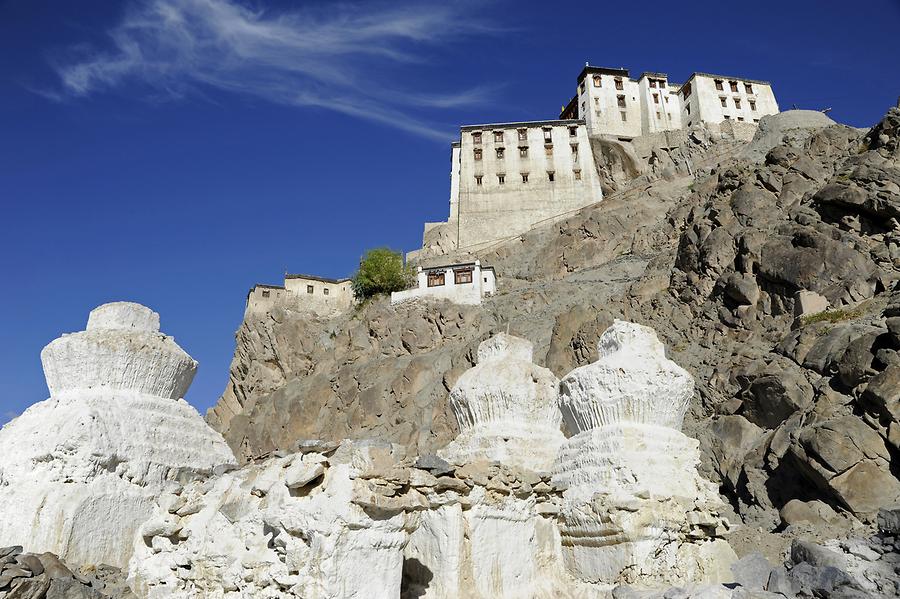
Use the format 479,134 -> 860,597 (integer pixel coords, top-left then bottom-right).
440,333 -> 564,471
208,301 -> 494,461
0,303 -> 235,569
128,444 -> 409,599
553,321 -> 736,586
661,109 -> 900,525
210,107 -> 900,540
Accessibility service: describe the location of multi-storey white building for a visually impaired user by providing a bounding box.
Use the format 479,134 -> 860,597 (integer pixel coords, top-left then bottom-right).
561,65 -> 778,138
412,62 -> 780,258
446,119 -> 604,250
678,73 -> 779,128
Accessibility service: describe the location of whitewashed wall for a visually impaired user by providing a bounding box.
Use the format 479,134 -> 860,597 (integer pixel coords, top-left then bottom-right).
683,74 -> 779,126
637,74 -> 683,134
578,72 -> 643,138
246,276 -> 353,317
391,262 -> 495,305
455,121 -> 603,249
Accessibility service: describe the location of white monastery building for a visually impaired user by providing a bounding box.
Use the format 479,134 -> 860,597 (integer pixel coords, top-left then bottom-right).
412,62 -> 780,254
246,273 -> 353,317
391,260 -> 496,305
448,120 -> 604,250
678,72 -> 779,129
561,65 -> 779,138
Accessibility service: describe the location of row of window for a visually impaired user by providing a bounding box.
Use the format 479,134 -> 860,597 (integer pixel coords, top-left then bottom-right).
719,96 -> 757,111
475,143 -> 579,160
580,74 -> 632,94
473,126 -> 578,145
591,111 -> 630,122
427,269 -> 473,287
261,285 -> 332,298
473,170 -> 581,185
683,79 -> 755,100
716,79 -> 754,94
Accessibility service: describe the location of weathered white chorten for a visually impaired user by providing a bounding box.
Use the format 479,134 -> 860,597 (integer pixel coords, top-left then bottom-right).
0,302 -> 236,569
440,332 -> 565,471
552,320 -> 737,586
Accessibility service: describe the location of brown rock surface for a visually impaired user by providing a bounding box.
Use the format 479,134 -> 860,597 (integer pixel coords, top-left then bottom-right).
209,108 -> 900,531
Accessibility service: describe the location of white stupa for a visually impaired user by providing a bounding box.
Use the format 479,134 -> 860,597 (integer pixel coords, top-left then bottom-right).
552,320 -> 737,586
0,302 -> 236,568
439,333 -> 564,472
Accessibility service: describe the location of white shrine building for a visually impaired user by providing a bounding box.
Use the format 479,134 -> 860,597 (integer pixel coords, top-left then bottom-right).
391,261 -> 496,305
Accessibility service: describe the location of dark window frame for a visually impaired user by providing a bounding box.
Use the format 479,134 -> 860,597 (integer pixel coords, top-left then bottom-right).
454,268 -> 473,285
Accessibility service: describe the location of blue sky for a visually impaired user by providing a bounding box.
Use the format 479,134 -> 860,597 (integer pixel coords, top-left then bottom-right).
2,0 -> 899,424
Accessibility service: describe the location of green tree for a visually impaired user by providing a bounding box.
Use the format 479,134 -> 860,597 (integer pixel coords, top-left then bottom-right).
351,247 -> 414,301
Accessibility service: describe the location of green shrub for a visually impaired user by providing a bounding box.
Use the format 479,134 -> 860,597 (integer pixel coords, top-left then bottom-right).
351,247 -> 415,301
800,306 -> 866,327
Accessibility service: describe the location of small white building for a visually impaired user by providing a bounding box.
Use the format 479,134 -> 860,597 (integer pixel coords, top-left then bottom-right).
246,273 -> 353,317
391,261 -> 496,305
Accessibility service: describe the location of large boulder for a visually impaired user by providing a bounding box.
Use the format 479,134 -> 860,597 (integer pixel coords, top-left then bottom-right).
789,415 -> 900,520
740,369 -> 813,429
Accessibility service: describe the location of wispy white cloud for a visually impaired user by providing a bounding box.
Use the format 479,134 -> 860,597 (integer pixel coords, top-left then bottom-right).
50,0 -> 501,140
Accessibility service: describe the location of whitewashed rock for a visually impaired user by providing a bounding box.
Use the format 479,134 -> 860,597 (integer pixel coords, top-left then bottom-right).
0,302 -> 236,569
552,320 -> 737,586
440,333 -> 564,471
128,447 -> 410,599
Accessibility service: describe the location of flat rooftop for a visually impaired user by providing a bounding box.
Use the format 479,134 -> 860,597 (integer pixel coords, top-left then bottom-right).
577,65 -> 630,82
460,118 -> 584,132
685,72 -> 772,86
285,273 -> 351,284
420,261 -> 495,272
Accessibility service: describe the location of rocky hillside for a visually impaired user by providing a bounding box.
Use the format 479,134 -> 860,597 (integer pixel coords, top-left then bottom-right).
208,107 -> 900,537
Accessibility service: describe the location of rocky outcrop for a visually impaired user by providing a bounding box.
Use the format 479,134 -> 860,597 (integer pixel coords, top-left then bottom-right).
207,300 -> 494,460
127,438 -> 574,599
0,546 -> 132,599
208,106 -> 900,566
0,303 -> 236,569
